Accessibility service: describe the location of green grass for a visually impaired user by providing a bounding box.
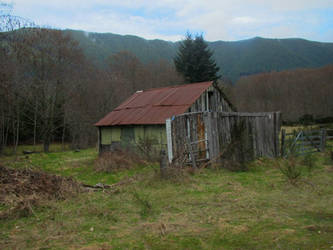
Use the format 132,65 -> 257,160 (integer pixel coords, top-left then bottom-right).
2,143 -> 72,156
1,145 -> 151,185
1,145 -> 333,249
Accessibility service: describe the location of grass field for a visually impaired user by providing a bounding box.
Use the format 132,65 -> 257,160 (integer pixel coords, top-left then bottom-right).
1,145 -> 333,249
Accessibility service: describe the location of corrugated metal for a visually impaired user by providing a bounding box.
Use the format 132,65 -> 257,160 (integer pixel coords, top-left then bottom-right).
95,81 -> 213,126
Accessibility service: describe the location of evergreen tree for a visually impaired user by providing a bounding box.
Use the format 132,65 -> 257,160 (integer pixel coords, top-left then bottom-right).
174,33 -> 220,83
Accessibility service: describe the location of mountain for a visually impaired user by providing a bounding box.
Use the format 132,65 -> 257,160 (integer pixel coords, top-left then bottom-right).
65,30 -> 333,82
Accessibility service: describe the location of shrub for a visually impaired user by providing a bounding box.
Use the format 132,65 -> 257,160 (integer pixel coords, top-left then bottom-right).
277,157 -> 302,185
136,137 -> 159,161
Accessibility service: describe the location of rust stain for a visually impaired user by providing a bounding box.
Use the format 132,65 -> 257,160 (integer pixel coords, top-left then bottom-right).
197,114 -> 206,159
95,81 -> 213,126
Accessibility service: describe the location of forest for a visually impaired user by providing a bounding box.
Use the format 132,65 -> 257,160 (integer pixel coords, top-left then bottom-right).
1,25 -> 333,153
229,65 -> 333,123
0,28 -> 182,154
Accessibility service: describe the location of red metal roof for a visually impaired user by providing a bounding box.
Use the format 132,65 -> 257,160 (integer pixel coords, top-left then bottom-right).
95,81 -> 213,126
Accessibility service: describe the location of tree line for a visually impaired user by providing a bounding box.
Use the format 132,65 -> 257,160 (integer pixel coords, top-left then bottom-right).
0,25 -> 182,154
228,65 -> 333,123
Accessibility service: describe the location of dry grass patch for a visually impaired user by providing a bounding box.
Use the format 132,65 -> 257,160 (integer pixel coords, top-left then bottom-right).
94,151 -> 147,173
0,165 -> 81,219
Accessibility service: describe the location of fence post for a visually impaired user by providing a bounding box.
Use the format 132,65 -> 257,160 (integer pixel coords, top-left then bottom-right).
321,129 -> 326,152
280,129 -> 285,157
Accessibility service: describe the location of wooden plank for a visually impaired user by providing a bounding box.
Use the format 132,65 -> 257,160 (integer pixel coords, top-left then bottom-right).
303,129 -> 322,134
190,139 -> 208,144
165,118 -> 173,163
303,132 -> 321,151
296,141 -> 320,146
186,137 -> 197,169
299,135 -> 321,140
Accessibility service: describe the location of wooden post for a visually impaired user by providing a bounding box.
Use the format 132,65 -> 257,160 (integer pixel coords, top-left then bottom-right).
186,137 -> 197,169
166,118 -> 173,163
281,129 -> 285,157
321,129 -> 326,152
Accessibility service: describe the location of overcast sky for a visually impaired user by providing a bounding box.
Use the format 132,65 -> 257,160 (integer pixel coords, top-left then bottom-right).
6,0 -> 333,42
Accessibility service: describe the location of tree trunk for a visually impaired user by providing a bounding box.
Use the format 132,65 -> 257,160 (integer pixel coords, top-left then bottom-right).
14,115 -> 20,153
0,108 -> 4,155
43,135 -> 50,153
12,119 -> 16,154
61,116 -> 66,151
33,99 -> 38,146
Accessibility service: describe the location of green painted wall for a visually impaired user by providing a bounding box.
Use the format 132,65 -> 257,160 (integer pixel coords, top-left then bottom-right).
101,127 -> 121,144
100,125 -> 167,152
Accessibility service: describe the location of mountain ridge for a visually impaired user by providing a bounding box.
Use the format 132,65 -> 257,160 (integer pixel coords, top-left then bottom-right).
64,29 -> 333,82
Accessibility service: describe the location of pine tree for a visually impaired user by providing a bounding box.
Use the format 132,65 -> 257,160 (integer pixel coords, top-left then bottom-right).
174,33 -> 220,83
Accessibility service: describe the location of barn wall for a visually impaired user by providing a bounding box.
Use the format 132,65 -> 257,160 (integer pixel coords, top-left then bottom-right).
100,124 -> 167,154
188,85 -> 233,113
169,111 -> 281,165
100,127 -> 121,144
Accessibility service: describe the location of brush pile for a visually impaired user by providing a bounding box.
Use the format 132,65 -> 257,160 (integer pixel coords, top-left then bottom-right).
0,165 -> 81,218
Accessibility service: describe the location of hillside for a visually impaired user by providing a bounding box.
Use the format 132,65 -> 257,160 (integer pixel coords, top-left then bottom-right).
66,30 -> 333,82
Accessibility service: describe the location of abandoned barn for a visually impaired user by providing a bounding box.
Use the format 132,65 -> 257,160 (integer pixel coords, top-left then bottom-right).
95,81 -> 234,154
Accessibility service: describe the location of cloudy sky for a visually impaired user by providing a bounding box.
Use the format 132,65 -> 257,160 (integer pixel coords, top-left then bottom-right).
6,0 -> 333,42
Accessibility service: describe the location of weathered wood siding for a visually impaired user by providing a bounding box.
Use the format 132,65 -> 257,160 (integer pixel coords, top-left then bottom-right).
188,85 -> 233,113
169,111 -> 281,164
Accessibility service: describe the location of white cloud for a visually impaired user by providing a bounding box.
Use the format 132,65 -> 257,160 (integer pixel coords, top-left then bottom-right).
9,0 -> 333,42
232,17 -> 258,24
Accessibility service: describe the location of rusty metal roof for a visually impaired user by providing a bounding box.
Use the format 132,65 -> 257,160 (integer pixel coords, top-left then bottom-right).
95,81 -> 213,126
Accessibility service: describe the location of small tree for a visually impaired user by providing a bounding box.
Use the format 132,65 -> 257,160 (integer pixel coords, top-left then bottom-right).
174,33 -> 220,83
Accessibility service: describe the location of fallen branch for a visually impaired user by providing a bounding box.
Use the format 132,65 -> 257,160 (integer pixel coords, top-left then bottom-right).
81,178 -> 134,192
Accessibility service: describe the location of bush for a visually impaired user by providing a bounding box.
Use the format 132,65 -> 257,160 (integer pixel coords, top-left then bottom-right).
278,157 -> 302,185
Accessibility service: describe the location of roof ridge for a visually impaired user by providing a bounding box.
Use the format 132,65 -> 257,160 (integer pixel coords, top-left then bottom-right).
139,81 -> 213,93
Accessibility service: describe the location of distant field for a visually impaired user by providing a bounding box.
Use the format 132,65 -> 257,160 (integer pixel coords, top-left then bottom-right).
2,143 -> 72,156
1,145 -> 333,249
282,123 -> 333,134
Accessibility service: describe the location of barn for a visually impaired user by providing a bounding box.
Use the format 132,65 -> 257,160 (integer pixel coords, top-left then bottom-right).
95,81 -> 234,154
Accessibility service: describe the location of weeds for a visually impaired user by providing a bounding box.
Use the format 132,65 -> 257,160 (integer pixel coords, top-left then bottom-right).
323,150 -> 333,165
94,150 -> 146,173
136,137 -> 159,161
277,157 -> 302,185
302,153 -> 317,173
132,191 -> 153,218
1,145 -> 332,249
